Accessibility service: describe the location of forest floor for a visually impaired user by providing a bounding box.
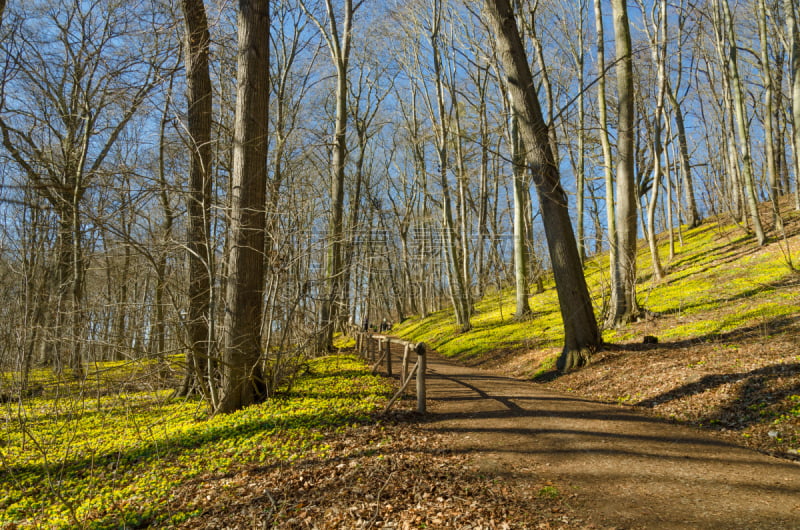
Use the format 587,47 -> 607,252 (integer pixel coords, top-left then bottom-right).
177,215 -> 800,528
176,341 -> 800,529
410,347 -> 800,528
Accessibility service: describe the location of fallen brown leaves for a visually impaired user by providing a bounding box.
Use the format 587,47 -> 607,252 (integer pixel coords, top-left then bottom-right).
541,313 -> 800,462
167,416 -> 577,529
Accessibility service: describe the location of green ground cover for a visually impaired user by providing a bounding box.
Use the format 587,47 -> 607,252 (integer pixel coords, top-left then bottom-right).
0,355 -> 392,528
394,220 -> 800,368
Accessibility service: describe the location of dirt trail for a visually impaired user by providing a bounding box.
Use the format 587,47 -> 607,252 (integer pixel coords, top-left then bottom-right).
401,348 -> 800,529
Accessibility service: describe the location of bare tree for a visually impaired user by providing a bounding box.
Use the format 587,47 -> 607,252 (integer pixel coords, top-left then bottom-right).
607,0 -> 639,326
219,0 -> 270,413
711,0 -> 766,245
757,0 -> 782,229
637,0 -> 667,281
300,0 -> 359,351
431,0 -> 471,331
665,0 -> 701,229
509,88 -> 532,320
483,0 -> 600,371
0,0 -> 167,376
594,0 -> 617,312
180,0 -> 214,398
786,0 -> 800,210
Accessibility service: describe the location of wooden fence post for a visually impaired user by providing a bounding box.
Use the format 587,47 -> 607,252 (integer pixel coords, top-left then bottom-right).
401,343 -> 410,385
416,343 -> 426,413
384,338 -> 392,377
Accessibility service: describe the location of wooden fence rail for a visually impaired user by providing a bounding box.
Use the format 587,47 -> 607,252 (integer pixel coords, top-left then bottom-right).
348,327 -> 426,414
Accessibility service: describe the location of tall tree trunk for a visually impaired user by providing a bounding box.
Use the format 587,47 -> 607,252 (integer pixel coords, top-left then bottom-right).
786,0 -> 800,210
302,0 -> 356,351
219,0 -> 270,413
608,0 -> 639,326
571,0 -> 587,263
452,96 -> 472,314
181,0 -> 213,398
666,81 -> 701,228
665,0 -> 701,229
772,50 -> 790,197
527,4 -> 558,162
431,1 -> 470,331
485,0 -> 600,371
665,117 -> 677,260
644,0 -> 667,281
509,91 -> 531,319
475,65 -> 490,298
152,67 -> 176,360
594,0 -> 617,317
758,0 -> 782,229
55,204 -> 85,378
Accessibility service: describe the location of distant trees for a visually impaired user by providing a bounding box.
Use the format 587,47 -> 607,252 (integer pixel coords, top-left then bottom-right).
712,0 -> 766,246
786,0 -> 800,211
0,0 -> 169,376
300,0 -> 359,352
429,0 -> 472,332
638,0 -> 668,282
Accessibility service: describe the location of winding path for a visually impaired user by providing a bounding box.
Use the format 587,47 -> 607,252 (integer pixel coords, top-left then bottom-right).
394,346 -> 800,528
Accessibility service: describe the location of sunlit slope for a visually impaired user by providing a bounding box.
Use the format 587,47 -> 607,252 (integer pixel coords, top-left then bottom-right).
393,216 -> 800,371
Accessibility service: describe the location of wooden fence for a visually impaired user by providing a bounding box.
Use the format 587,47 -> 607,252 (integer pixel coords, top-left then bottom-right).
349,327 -> 427,414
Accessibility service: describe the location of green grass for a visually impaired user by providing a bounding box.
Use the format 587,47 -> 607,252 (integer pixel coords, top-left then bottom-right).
394,219 -> 800,370
537,485 -> 559,499
0,355 -> 392,528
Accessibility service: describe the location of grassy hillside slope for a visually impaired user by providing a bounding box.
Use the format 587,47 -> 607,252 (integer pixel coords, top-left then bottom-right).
394,209 -> 800,460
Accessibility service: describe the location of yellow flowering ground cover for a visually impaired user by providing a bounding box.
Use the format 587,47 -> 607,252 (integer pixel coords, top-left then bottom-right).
0,355 -> 392,528
394,219 -> 800,372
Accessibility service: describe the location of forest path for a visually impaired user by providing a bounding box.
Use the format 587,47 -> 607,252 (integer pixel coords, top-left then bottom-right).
393,346 -> 800,529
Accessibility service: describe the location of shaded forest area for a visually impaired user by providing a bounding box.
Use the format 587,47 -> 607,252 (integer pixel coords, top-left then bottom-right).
1,0 -> 799,409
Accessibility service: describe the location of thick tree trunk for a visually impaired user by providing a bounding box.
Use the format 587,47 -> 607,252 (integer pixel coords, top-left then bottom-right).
181,0 -> 213,397
219,0 -> 270,414
56,206 -> 86,378
485,0 -> 600,370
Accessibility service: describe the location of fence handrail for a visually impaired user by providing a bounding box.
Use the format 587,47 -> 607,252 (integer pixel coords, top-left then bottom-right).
347,326 -> 427,413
